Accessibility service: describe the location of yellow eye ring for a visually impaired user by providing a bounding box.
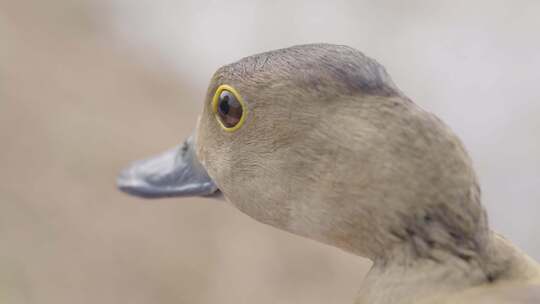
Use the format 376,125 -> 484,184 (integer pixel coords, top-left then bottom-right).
212,84 -> 247,132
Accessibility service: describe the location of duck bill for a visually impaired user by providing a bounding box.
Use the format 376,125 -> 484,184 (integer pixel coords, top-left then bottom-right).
117,135 -> 219,199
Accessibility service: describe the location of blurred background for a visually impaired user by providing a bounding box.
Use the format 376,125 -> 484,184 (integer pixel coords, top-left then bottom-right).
1,0 -> 539,303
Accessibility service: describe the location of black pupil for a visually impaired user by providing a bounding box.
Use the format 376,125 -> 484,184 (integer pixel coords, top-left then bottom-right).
219,95 -> 230,114
217,90 -> 243,128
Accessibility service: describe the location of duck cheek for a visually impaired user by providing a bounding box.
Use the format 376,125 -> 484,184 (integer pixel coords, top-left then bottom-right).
194,137 -> 207,168
194,143 -> 225,193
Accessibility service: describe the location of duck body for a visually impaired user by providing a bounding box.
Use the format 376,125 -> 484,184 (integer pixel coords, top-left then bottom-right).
358,233 -> 540,303
118,44 -> 540,303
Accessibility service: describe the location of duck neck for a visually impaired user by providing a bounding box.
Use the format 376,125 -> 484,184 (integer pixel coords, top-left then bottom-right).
355,230 -> 540,304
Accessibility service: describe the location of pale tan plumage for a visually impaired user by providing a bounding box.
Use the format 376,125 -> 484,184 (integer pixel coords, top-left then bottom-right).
432,283 -> 540,303
119,44 -> 540,303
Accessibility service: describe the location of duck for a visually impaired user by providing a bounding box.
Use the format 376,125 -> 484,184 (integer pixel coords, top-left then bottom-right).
117,43 -> 540,304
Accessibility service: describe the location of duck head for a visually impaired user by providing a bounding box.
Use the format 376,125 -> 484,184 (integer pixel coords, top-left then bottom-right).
118,44 -> 488,261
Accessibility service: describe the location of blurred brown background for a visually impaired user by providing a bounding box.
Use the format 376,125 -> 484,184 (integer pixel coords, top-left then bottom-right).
1,0 -> 539,303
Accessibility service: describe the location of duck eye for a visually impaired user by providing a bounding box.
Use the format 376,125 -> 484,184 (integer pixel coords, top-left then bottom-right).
212,85 -> 246,131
